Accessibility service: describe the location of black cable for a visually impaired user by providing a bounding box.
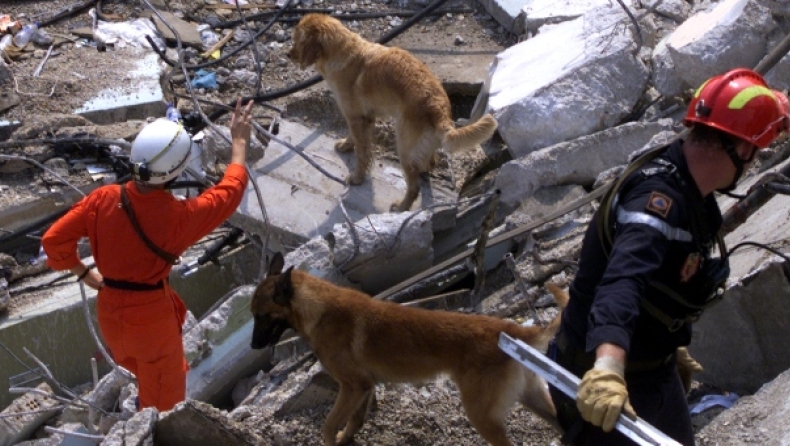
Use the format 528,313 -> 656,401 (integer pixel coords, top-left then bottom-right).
726,240 -> 790,264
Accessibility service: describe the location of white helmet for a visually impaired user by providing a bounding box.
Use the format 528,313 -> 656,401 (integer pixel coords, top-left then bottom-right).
130,118 -> 192,185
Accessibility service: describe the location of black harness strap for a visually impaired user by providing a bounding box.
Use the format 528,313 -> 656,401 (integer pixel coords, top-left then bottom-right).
595,145 -> 729,331
119,184 -> 180,265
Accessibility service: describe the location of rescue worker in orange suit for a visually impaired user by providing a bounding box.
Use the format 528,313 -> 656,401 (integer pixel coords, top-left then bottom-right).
42,99 -> 255,411
547,68 -> 790,445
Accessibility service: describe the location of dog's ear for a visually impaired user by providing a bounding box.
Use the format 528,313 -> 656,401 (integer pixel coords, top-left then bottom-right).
298,29 -> 323,68
273,266 -> 295,306
268,252 -> 285,276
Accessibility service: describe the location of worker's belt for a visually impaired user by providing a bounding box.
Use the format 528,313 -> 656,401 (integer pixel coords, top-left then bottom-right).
555,330 -> 675,374
103,278 -> 164,292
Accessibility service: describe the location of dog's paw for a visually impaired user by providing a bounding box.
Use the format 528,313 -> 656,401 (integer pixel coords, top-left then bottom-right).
335,138 -> 355,153
335,431 -> 353,446
390,201 -> 409,212
346,172 -> 365,185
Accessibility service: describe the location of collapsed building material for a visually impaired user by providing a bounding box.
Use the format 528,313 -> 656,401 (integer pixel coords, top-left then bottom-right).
666,0 -> 774,89
488,5 -> 649,157
155,400 -> 261,446
0,382 -> 60,446
494,120 -> 674,214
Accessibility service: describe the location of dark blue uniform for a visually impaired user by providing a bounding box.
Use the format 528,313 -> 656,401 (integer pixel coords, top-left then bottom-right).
549,140 -> 724,446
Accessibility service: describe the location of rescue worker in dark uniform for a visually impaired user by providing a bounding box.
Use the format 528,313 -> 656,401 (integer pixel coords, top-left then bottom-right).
547,68 -> 790,445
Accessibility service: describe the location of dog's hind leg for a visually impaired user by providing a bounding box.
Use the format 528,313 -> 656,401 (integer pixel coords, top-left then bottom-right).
457,370 -> 518,446
391,161 -> 421,212
336,114 -> 374,185
391,122 -> 435,212
519,372 -> 560,430
322,381 -> 371,446
336,388 -> 375,445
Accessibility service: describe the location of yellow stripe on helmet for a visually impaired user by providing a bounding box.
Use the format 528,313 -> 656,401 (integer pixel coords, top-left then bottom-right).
694,78 -> 713,98
728,85 -> 777,109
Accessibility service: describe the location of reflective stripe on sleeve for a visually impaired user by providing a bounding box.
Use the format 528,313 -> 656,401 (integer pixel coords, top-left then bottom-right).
616,207 -> 692,242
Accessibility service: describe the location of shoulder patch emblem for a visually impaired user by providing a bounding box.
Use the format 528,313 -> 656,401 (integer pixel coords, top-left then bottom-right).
645,191 -> 672,218
680,253 -> 701,283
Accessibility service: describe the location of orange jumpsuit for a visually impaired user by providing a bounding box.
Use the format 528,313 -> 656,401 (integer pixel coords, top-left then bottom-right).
42,164 -> 248,411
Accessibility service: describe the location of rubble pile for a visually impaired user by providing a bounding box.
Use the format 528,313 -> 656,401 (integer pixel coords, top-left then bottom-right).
1,0 -> 790,444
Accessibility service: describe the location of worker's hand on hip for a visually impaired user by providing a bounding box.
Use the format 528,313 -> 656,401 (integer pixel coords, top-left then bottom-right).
577,356 -> 637,432
676,346 -> 703,395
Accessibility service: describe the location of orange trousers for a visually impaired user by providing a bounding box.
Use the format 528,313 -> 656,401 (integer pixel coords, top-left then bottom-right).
96,286 -> 188,411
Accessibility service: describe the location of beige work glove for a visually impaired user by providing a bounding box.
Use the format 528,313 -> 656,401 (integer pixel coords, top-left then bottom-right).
577,356 -> 637,432
676,347 -> 704,395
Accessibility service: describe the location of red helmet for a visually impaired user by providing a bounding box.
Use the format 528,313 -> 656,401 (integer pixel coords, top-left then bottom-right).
684,68 -> 790,148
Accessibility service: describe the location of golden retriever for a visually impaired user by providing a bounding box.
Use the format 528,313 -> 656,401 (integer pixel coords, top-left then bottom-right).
250,252 -> 566,446
288,14 -> 498,211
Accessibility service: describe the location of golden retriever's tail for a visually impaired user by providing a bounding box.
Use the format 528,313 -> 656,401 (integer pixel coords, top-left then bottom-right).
442,114 -> 497,153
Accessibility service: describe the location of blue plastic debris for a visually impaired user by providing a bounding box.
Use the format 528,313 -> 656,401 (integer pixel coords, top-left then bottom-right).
190,69 -> 218,89
689,393 -> 740,415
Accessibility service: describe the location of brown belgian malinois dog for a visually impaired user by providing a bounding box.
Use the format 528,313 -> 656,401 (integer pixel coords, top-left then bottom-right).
250,252 -> 566,446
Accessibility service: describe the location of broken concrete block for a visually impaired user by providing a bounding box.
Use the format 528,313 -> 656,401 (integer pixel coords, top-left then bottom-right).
9,114 -> 93,141
330,211 -> 434,294
764,50 -> 790,92
102,407 -> 157,446
73,49 -> 166,125
517,0 -> 635,36
494,120 -> 673,213
642,0 -> 692,22
0,382 -> 60,446
185,285 -> 271,406
231,370 -> 264,408
696,366 -> 790,445
666,0 -> 775,89
85,368 -> 133,432
147,11 -> 202,48
692,260 -> 790,394
237,356 -> 337,418
489,5 -> 649,158
156,400 -> 261,446
182,311 -> 207,367
284,237 -> 354,287
476,0 -> 530,34
652,36 -> 685,99
512,184 -> 591,222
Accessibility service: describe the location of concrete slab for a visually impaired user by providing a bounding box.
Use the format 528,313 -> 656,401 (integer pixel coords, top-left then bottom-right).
143,11 -> 203,48
156,400 -> 262,445
692,261 -> 790,394
488,6 -> 649,157
0,181 -> 102,237
236,119 -> 458,244
72,48 -> 165,125
185,285 -> 271,406
517,0 -> 635,35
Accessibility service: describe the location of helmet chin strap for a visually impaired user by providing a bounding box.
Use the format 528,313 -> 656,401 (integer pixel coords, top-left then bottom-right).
717,137 -> 755,193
